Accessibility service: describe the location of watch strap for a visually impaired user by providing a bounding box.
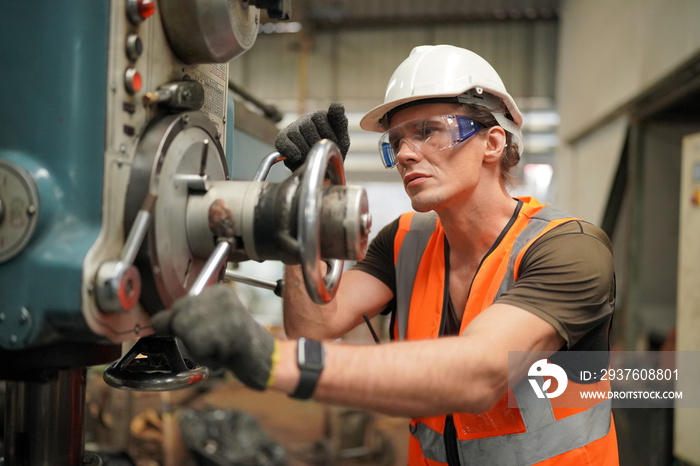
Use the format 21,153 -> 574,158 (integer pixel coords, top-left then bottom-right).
289,338 -> 324,400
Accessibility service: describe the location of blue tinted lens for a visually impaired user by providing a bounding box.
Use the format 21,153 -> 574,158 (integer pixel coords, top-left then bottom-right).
455,116 -> 482,143
380,143 -> 396,168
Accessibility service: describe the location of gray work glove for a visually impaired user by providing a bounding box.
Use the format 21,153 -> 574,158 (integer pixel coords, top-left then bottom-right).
275,102 -> 350,172
151,284 -> 276,391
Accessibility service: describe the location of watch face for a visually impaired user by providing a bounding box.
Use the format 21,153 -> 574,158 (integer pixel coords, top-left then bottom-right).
305,347 -> 323,366
299,338 -> 324,370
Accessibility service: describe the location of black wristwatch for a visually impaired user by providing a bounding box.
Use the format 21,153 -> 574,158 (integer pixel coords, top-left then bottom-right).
289,337 -> 324,400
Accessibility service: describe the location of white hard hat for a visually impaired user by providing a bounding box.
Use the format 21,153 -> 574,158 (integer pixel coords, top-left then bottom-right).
360,45 -> 523,155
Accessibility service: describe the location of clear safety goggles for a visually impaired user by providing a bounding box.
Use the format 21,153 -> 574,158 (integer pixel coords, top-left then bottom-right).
378,115 -> 483,168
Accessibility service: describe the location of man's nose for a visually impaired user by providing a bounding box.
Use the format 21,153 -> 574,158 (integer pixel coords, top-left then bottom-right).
395,140 -> 421,165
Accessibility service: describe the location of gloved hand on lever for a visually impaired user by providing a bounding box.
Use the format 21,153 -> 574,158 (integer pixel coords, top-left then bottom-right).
151,284 -> 277,391
274,102 -> 350,172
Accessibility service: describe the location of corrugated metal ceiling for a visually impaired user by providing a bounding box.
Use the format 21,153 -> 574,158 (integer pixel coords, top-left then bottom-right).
268,0 -> 561,28
244,0 -> 563,184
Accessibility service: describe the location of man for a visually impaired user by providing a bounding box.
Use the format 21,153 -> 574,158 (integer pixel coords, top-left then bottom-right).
153,45 -> 619,465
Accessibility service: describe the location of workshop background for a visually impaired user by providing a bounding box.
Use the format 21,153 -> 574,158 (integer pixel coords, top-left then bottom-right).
2,0 -> 700,465
229,1 -> 700,460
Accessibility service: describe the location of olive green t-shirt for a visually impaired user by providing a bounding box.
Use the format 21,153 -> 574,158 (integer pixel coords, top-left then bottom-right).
352,207 -> 615,351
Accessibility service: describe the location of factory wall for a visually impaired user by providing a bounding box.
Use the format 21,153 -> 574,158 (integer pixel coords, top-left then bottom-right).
556,2 -> 700,464
555,0 -> 700,221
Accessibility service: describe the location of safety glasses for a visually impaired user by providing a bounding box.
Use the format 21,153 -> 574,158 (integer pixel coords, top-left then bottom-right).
378,115 -> 483,168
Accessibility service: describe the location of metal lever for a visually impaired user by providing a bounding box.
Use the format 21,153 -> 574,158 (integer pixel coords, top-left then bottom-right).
189,240 -> 231,296
95,193 -> 157,313
142,80 -> 205,112
224,269 -> 284,297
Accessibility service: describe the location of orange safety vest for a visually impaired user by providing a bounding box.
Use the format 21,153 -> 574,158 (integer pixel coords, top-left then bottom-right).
392,197 -> 618,466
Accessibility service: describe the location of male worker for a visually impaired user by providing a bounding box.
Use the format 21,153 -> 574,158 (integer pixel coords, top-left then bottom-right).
153,45 -> 619,465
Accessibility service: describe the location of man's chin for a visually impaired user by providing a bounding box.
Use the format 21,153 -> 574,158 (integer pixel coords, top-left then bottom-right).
410,198 -> 435,213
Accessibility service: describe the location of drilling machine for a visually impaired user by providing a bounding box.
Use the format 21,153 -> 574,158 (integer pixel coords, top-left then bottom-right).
0,1 -> 370,464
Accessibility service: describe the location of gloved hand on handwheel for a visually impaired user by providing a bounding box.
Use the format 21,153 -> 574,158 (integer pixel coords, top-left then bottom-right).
274,102 -> 350,172
151,284 -> 277,391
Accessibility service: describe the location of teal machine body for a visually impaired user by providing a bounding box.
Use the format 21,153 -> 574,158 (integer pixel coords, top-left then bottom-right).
0,0 -> 254,359
0,2 -> 112,354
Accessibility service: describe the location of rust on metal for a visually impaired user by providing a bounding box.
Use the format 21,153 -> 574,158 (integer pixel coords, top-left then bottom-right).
208,199 -> 235,238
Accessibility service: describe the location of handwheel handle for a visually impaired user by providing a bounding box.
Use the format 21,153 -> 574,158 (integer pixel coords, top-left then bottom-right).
298,139 -> 345,304
103,240 -> 232,391
103,336 -> 209,391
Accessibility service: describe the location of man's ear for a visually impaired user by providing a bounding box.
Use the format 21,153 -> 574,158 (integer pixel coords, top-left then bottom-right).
483,126 -> 507,163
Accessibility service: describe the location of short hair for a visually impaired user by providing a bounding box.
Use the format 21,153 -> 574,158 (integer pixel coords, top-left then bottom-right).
458,102 -> 521,188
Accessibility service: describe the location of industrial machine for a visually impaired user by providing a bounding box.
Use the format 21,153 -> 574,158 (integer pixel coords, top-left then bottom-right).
0,1 -> 370,464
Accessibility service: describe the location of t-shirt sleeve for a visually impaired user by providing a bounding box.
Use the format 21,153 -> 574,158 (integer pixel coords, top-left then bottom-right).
496,220 -> 615,350
351,218 -> 400,293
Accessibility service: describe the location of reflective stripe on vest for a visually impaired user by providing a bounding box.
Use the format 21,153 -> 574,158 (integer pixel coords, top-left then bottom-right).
413,392 -> 611,465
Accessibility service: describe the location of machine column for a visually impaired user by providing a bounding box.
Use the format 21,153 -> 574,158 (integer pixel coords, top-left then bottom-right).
4,369 -> 98,466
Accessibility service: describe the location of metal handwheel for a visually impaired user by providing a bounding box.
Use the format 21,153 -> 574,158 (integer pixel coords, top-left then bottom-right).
297,139 -> 345,303
249,139 -> 348,304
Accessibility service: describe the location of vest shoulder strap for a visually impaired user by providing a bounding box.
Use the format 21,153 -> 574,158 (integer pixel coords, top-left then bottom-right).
495,204 -> 578,300
395,212 -> 438,340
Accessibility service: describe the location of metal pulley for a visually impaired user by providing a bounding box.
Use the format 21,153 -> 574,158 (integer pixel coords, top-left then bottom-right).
159,0 -> 260,64
159,0 -> 292,65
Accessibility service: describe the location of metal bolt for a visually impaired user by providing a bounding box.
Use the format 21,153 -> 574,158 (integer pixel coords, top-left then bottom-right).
26,204 -> 36,216
361,213 -> 373,236
125,278 -> 134,296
